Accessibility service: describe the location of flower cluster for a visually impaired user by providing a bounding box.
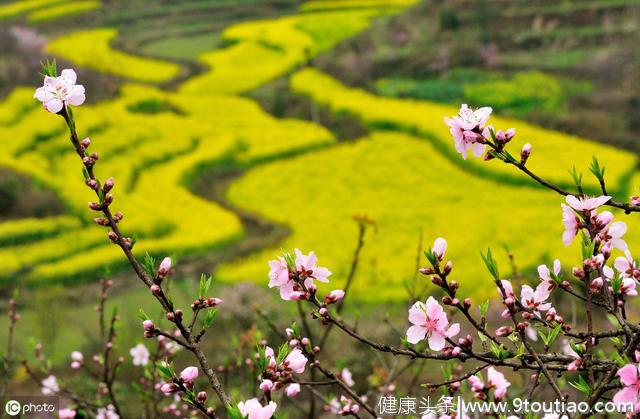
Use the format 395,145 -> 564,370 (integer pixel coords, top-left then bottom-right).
268,249 -> 332,300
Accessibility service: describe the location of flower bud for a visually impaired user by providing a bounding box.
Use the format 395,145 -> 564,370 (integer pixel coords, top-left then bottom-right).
108,231 -> 118,242
150,285 -> 161,294
103,178 -> 114,193
451,346 -> 462,356
463,298 -> 472,309
94,217 -> 108,226
157,257 -> 172,278
495,326 -> 512,337
166,312 -> 175,322
419,267 -> 434,275
196,391 -> 207,403
285,383 -> 300,397
143,320 -> 154,331
442,296 -> 453,305
80,137 -> 91,149
88,201 -> 101,210
443,261 -> 453,275
318,307 -> 328,317
180,366 -> 199,383
90,152 -> 99,161
206,297 -> 222,307
325,289 -> 345,304
520,143 -> 531,164
301,337 -> 310,346
161,383 -> 178,395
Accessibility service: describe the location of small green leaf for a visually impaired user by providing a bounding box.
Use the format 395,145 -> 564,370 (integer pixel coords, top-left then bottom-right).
569,374 -> 590,395
478,300 -> 489,317
480,248 -> 499,280
203,309 -> 218,328
143,253 -> 156,277
137,309 -> 150,321
199,274 -> 213,298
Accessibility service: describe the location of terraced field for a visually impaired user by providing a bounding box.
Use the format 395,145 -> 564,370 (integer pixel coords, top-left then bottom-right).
0,0 -> 638,303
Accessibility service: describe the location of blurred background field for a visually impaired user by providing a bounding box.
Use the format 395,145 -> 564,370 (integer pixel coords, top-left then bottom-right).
0,0 -> 639,399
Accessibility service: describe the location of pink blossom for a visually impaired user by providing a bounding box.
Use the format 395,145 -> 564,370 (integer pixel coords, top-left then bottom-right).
620,277 -> 638,297
538,259 -> 560,292
432,237 -> 447,260
237,398 -> 277,419
294,249 -> 331,283
341,368 -> 355,387
561,204 -> 580,246
487,367 -> 510,400
615,251 -> 637,276
71,351 -> 83,362
285,383 -> 300,397
562,339 -> 579,358
268,250 -> 331,300
284,349 -> 307,374
613,364 -> 640,411
468,375 -> 484,392
445,104 -> 491,159
599,220 -> 628,251
59,408 -> 76,419
566,195 -> 611,213
41,375 -> 59,395
406,296 -> 460,350
179,366 -> 199,383
520,283 -> 552,316
130,344 -> 150,366
34,69 -> 85,113
96,404 -> 119,419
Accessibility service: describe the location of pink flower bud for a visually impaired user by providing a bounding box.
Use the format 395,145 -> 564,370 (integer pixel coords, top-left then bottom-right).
259,379 -> 273,392
80,137 -> 91,149
71,361 -> 81,369
318,307 -> 328,317
150,285 -> 161,294
88,201 -> 101,210
325,290 -> 345,304
197,391 -> 207,403
143,320 -> 154,331
495,326 -> 512,337
206,297 -> 222,307
161,383 -> 178,395
157,257 -> 172,278
452,346 -> 462,356
108,231 -> 118,242
290,291 -> 306,301
103,178 -> 114,193
520,143 -> 531,164
179,366 -> 199,383
301,337 -> 310,346
285,383 -> 300,397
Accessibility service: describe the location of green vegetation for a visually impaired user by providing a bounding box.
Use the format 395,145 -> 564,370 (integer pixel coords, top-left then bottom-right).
140,32 -> 220,61
27,0 -> 101,23
47,29 -> 181,83
0,0 -> 637,304
291,68 -> 635,192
